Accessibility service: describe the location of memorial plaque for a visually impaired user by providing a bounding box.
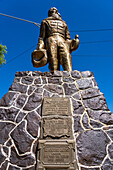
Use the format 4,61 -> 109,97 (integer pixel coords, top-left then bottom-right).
42,117 -> 73,138
42,97 -> 71,116
46,168 -> 68,170
43,144 -> 71,164
37,97 -> 77,170
38,140 -> 75,166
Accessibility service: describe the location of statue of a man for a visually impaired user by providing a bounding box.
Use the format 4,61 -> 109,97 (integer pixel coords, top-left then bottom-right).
32,7 -> 79,72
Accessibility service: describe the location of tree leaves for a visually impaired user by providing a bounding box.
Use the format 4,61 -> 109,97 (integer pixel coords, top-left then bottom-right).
0,44 -> 7,67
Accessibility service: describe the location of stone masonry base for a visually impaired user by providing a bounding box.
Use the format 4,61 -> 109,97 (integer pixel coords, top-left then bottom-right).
0,70 -> 113,169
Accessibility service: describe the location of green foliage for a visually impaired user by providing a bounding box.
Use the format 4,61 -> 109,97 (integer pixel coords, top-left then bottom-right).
0,44 -> 7,67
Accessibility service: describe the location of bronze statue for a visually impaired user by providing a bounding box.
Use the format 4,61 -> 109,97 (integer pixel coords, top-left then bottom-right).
32,7 -> 79,72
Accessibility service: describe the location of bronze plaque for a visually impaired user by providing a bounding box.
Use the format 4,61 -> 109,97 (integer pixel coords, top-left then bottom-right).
38,140 -> 75,165
42,97 -> 71,116
46,169 -> 67,170
43,144 -> 71,164
42,117 -> 73,138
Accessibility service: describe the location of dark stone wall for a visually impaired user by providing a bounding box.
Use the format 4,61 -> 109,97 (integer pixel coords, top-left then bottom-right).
0,70 -> 113,169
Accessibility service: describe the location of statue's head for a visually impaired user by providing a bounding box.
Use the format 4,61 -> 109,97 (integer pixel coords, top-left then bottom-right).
48,7 -> 58,17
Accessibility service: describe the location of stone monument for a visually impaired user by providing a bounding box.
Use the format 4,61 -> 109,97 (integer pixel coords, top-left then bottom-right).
0,70 -> 113,169
0,7 -> 113,170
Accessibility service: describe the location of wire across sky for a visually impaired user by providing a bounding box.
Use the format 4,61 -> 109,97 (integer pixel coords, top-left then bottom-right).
1,12 -> 113,32
1,12 -> 113,67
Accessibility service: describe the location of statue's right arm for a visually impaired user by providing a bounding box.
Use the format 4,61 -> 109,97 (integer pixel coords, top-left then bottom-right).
37,20 -> 46,50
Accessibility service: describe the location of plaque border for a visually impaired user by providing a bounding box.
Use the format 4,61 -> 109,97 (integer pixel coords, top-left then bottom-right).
37,140 -> 76,169
42,97 -> 72,116
41,117 -> 73,139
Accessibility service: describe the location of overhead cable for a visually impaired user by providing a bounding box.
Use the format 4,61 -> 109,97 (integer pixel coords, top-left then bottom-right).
0,12 -> 40,27
80,40 -> 113,44
70,28 -> 113,32
1,12 -> 113,32
5,52 -> 113,67
72,54 -> 113,57
5,45 -> 36,66
3,38 -> 113,66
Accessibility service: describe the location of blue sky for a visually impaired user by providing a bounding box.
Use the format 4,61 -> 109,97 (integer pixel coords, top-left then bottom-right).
0,0 -> 113,112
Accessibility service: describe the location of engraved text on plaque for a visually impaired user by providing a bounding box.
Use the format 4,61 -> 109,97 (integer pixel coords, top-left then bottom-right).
42,117 -> 72,138
42,97 -> 71,116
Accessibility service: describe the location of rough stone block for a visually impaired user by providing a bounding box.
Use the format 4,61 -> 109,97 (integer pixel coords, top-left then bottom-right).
80,87 -> 101,99
81,71 -> 94,78
0,160 -> 8,170
10,121 -> 34,154
63,83 -> 78,95
15,71 -> 30,77
23,93 -> 42,111
0,107 -> 19,121
25,111 -> 40,137
108,143 -> 113,159
83,95 -> 109,110
72,99 -> 84,115
21,76 -> 34,85
32,71 -> 42,76
10,147 -> 35,167
0,122 -> 15,144
44,84 -> 63,94
76,78 -> 93,90
34,78 -> 41,84
9,83 -> 28,93
62,71 -> 70,77
71,70 -> 81,79
48,77 -> 62,85
87,110 -> 113,124
77,130 -> 110,166
74,115 -> 84,133
0,146 -> 8,164
14,94 -> 27,108
0,92 -> 18,107
63,77 -> 75,83
101,158 -> 113,169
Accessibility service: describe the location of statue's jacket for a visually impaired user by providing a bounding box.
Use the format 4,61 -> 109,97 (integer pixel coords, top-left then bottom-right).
39,16 -> 71,42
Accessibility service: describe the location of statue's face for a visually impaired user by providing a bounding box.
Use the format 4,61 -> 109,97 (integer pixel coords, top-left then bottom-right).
51,8 -> 58,15
48,7 -> 58,17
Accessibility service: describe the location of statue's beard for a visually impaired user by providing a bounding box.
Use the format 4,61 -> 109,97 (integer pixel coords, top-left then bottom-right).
51,13 -> 61,20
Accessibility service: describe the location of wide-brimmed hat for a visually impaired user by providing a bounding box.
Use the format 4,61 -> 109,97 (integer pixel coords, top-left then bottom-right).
31,49 -> 48,68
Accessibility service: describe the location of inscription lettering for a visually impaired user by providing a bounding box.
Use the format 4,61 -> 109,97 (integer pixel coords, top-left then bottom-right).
46,169 -> 67,170
42,144 -> 71,164
42,97 -> 71,116
43,118 -> 72,138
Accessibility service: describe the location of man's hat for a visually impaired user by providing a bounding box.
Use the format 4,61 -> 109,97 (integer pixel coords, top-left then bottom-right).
31,49 -> 48,68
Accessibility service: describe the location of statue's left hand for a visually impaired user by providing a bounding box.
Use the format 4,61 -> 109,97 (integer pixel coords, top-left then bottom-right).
70,34 -> 79,53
